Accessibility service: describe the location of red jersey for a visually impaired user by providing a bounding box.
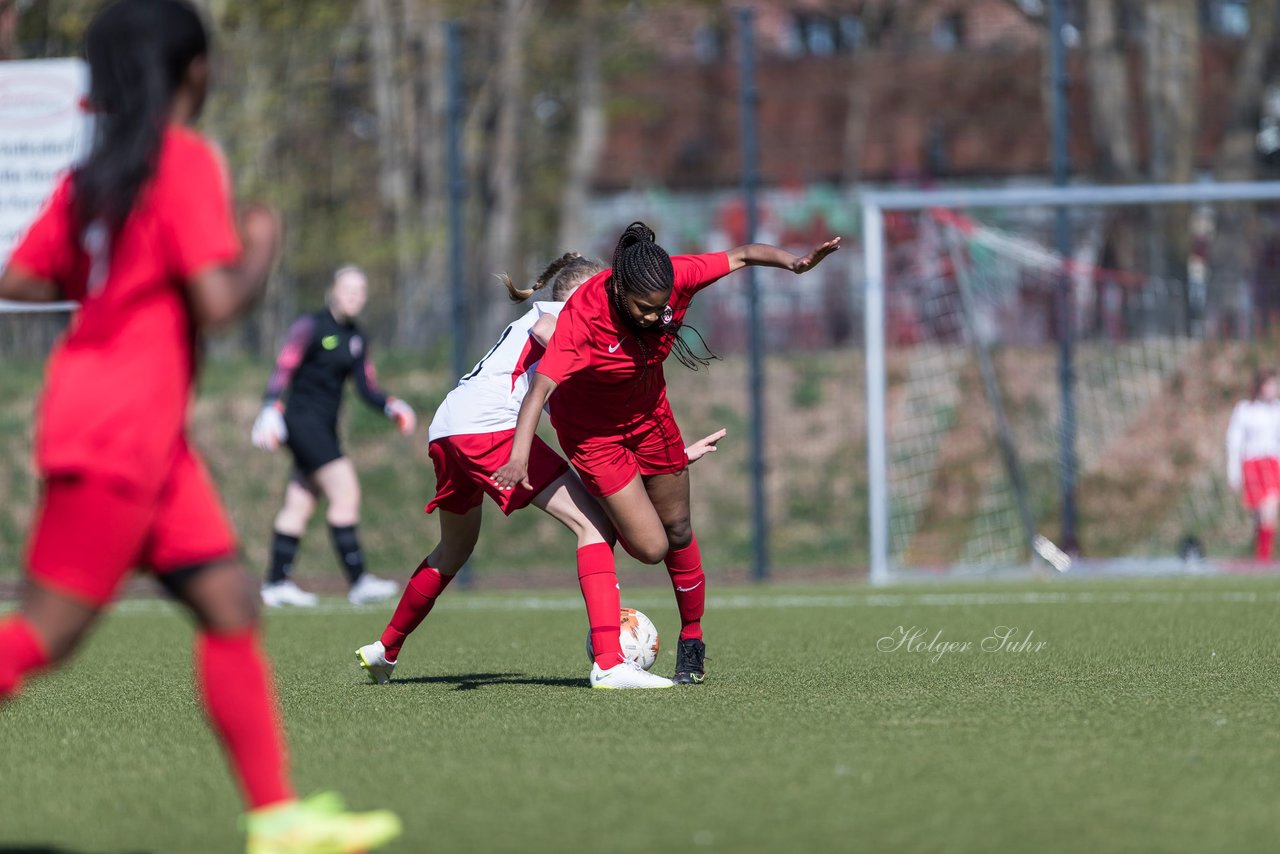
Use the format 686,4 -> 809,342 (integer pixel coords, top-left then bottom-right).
9,125 -> 240,494
538,252 -> 731,438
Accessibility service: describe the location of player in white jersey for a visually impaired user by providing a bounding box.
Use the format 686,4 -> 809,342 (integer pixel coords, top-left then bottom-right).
1226,370 -> 1280,560
355,253 -> 724,689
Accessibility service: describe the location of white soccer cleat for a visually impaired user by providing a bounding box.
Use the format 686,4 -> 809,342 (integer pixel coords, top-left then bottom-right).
356,641 -> 396,685
261,580 -> 319,608
589,661 -> 674,690
348,573 -> 399,605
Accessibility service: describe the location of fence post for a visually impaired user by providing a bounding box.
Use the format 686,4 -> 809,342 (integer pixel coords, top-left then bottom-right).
736,7 -> 768,582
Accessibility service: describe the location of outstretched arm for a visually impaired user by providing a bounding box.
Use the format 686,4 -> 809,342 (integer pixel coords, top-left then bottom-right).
725,237 -> 842,275
685,428 -> 727,463
0,265 -> 59,302
492,372 -> 558,491
187,203 -> 281,328
353,347 -> 416,435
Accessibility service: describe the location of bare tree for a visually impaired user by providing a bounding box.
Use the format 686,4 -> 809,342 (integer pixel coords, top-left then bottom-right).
558,0 -> 605,251
478,0 -> 537,340
1210,0 -> 1280,334
0,0 -> 20,60
1143,0 -> 1200,307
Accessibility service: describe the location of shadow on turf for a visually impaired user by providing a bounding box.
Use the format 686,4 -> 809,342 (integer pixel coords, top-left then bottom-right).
389,672 -> 584,691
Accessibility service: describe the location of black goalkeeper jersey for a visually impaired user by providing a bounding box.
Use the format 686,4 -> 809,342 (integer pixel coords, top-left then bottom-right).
263,309 -> 389,426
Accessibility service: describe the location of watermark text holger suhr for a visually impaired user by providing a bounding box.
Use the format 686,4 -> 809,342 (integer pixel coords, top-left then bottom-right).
877,626 -> 1048,663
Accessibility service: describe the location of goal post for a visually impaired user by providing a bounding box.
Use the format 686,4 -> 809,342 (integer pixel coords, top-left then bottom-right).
861,180 -> 1280,586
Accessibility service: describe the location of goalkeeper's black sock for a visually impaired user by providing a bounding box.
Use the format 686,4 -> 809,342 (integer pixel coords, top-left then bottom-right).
267,531 -> 300,585
329,524 -> 365,584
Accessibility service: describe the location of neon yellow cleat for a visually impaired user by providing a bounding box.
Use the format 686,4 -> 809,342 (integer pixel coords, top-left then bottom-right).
245,791 -> 401,854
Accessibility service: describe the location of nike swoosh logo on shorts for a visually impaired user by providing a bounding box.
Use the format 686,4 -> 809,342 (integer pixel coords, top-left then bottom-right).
608,340 -> 623,353
675,581 -> 704,593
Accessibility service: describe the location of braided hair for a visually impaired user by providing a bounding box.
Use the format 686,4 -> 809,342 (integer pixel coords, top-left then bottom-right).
608,222 -> 718,373
501,252 -> 605,303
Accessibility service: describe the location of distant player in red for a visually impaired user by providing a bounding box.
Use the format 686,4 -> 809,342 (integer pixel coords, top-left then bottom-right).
355,252 -> 725,690
0,2 -> 398,851
493,222 -> 840,684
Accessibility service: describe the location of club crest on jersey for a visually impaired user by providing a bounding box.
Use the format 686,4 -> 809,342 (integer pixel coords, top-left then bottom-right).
321,334 -> 340,351
350,336 -> 363,357
661,305 -> 674,325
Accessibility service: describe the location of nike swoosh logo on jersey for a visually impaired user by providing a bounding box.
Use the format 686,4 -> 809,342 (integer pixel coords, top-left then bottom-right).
608,339 -> 624,353
675,581 -> 704,593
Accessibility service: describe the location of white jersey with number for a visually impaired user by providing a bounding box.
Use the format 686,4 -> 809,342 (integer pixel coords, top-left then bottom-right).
428,301 -> 563,442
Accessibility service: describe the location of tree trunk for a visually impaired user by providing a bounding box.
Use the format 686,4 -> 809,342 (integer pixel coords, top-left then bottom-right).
558,0 -> 604,252
478,0 -> 535,342
1208,0 -> 1280,336
1142,0 -> 1200,328
1084,0 -> 1141,337
0,2 -> 20,61
366,0 -> 420,348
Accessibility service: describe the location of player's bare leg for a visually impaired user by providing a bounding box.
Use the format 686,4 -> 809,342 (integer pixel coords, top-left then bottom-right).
644,469 -> 706,684
313,457 -> 396,603
0,580 -> 98,700
262,474 -> 320,607
535,473 -> 671,689
358,505 -> 482,683
597,474 -> 669,564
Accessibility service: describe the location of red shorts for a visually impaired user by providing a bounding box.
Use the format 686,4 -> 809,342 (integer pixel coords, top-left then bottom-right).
26,444 -> 239,607
556,407 -> 687,498
1242,457 -> 1280,508
425,430 -> 570,516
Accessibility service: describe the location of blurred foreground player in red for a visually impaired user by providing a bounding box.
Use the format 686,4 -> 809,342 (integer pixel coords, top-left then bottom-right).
0,1 -> 399,851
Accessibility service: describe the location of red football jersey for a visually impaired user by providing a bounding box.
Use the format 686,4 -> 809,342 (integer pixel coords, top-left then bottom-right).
538,252 -> 730,439
9,125 -> 241,493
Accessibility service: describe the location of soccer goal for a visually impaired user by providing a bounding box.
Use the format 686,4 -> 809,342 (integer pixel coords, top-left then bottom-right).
861,181 -> 1280,585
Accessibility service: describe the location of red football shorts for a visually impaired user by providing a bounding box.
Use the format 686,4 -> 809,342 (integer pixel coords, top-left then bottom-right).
426,430 -> 570,516
26,444 -> 239,607
555,405 -> 687,498
1242,456 -> 1280,509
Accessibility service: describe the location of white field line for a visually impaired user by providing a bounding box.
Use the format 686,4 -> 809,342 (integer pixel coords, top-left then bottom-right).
6,588 -> 1277,618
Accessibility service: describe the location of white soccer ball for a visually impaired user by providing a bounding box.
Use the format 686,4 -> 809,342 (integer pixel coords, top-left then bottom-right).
585,607 -> 660,671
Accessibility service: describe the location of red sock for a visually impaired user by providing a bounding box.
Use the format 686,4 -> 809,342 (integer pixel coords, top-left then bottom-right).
0,616 -> 50,700
665,536 -> 706,641
195,628 -> 293,809
578,543 -> 624,669
1258,527 -> 1275,560
380,560 -> 454,661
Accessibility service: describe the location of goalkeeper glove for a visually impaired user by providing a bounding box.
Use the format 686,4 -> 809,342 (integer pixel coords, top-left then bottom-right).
251,403 -> 287,451
385,397 -> 416,436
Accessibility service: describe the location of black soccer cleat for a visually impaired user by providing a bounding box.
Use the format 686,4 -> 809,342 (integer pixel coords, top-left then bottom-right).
673,637 -> 706,685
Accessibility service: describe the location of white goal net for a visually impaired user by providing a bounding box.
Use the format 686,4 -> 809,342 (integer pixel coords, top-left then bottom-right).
861,182 -> 1280,583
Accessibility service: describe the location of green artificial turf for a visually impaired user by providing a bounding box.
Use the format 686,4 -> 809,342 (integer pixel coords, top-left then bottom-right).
2,577 -> 1279,852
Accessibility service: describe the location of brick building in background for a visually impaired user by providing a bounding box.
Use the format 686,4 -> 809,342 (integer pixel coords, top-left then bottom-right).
580,1 -> 1260,351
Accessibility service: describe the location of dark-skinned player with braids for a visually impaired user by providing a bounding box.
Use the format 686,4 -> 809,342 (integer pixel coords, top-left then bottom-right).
493,222 -> 840,684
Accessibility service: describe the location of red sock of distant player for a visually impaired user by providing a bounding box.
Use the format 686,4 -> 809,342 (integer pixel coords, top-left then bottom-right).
665,536 -> 705,641
195,628 -> 293,809
1257,526 -> 1274,561
577,542 -> 624,669
380,559 -> 454,661
0,616 -> 50,700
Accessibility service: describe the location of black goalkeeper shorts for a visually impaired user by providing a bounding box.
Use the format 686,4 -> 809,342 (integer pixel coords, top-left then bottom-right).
284,412 -> 343,475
